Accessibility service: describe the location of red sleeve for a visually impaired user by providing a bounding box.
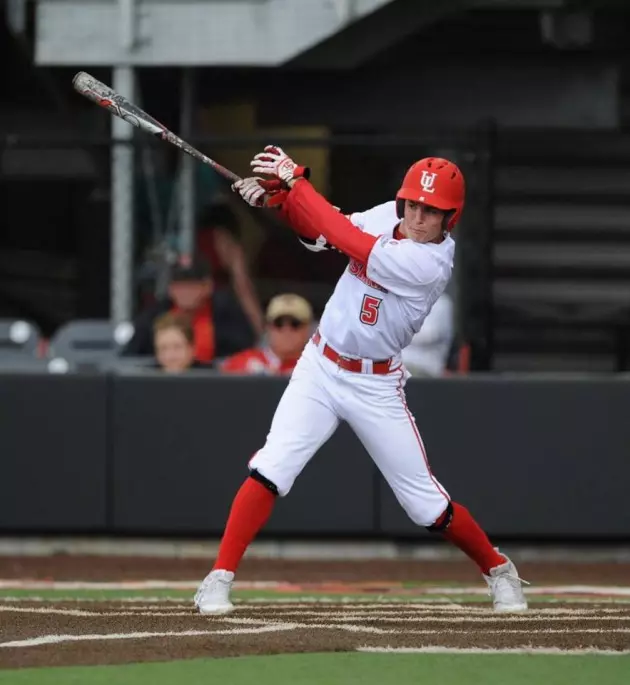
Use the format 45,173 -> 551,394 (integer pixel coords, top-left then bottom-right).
281,180 -> 377,263
279,203 -> 322,241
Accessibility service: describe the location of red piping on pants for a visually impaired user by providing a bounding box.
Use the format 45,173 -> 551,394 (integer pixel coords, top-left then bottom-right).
395,368 -> 450,503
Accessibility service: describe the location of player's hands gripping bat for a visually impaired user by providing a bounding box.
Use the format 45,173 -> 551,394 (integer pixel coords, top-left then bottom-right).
250,145 -> 310,184
232,177 -> 288,208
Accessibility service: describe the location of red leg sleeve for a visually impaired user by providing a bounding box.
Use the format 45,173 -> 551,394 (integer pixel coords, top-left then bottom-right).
282,180 -> 377,264
213,477 -> 276,573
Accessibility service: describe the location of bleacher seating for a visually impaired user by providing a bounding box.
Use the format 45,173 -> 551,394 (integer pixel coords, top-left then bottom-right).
47,319 -> 135,370
491,130 -> 630,372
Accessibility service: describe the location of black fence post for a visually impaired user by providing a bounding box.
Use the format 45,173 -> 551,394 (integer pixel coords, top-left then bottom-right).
454,119 -> 497,371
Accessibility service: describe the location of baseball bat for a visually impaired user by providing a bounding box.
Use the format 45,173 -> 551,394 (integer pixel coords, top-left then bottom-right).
72,71 -> 241,183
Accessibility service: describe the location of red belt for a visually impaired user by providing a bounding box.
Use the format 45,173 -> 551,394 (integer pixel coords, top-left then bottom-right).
312,331 -> 395,375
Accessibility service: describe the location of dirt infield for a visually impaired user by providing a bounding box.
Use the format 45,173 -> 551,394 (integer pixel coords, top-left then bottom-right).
2,554 -> 630,670
2,555 -> 630,585
2,600 -> 630,669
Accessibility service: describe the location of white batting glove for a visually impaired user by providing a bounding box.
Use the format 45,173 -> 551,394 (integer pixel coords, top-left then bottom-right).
250,145 -> 310,185
232,177 -> 267,207
232,177 -> 288,209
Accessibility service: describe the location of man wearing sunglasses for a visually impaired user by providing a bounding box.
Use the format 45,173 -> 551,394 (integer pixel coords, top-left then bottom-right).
221,293 -> 313,375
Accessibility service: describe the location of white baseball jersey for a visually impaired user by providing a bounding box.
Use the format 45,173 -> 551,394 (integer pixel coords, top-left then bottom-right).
249,196 -> 457,529
318,201 -> 455,361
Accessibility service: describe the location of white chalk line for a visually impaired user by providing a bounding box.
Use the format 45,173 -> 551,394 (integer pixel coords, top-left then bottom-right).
0,606 -> 196,618
0,624 -> 299,649
2,600 -> 630,613
1,580 -> 630,596
3,594 -> 629,606
4,622 -> 629,649
221,618 -> 630,635
246,607 -> 630,616
3,606 -> 630,651
1,605 -> 629,623
357,646 -> 630,656
241,614 -> 630,624
221,617 -> 630,635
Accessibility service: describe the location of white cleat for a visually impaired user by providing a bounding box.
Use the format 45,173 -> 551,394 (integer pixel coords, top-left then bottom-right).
194,569 -> 235,615
484,551 -> 528,612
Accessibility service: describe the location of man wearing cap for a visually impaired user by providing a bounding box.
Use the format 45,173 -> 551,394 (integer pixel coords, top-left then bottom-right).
122,256 -> 255,362
221,294 -> 313,375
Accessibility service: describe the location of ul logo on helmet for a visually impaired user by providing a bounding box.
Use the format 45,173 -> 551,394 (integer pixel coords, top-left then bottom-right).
420,171 -> 437,194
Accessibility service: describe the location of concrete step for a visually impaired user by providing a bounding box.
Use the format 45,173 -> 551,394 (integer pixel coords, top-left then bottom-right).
493,242 -> 630,270
493,277 -> 630,308
496,166 -> 630,197
494,203 -> 630,233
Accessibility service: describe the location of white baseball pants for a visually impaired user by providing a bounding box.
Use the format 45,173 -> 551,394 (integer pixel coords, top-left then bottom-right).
248,340 -> 449,527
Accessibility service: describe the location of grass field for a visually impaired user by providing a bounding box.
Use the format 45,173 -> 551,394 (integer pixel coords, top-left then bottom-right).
2,652 -> 630,685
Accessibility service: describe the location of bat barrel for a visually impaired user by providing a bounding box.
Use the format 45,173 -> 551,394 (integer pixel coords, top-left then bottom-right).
72,71 -> 243,184
73,71 -> 115,101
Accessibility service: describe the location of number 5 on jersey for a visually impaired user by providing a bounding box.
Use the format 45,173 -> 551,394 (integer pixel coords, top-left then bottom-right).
360,294 -> 382,326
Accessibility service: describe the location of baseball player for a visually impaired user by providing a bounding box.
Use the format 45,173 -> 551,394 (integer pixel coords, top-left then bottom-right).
194,147 -> 527,615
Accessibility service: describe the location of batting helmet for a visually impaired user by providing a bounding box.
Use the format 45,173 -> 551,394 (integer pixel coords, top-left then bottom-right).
396,157 -> 465,231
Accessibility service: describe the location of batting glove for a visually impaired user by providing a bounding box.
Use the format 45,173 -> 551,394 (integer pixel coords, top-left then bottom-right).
250,145 -> 310,185
232,177 -> 287,208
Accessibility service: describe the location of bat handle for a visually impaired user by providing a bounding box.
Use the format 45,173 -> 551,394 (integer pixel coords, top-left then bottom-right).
210,161 -> 241,184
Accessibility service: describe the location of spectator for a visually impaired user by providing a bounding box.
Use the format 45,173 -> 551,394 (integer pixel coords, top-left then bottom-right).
401,292 -> 455,378
153,312 -> 213,372
123,255 -> 255,361
196,203 -> 266,338
221,294 -> 313,375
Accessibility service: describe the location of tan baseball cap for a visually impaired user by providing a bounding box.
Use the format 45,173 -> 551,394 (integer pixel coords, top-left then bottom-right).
266,294 -> 313,324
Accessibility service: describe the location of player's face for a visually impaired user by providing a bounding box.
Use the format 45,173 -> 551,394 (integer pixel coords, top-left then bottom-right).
168,278 -> 212,312
401,200 -> 445,243
155,327 -> 195,373
267,316 -> 311,360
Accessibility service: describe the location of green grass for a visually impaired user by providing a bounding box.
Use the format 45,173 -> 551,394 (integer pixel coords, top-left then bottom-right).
2,653 -> 629,685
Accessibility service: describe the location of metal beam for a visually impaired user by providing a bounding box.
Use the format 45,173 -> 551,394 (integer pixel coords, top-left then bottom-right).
6,0 -> 27,34
35,0 -> 394,66
110,66 -> 136,324
178,68 -> 196,258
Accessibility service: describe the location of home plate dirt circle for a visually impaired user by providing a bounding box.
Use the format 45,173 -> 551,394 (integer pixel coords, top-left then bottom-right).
2,600 -> 630,669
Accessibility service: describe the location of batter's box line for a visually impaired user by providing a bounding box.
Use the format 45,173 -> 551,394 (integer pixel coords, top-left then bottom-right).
3,623 -> 630,650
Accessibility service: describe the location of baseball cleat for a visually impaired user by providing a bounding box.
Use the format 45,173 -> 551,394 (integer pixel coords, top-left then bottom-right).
484,551 -> 528,612
194,569 -> 235,615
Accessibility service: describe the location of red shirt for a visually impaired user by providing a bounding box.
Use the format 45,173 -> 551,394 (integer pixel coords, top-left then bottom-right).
221,348 -> 298,375
170,301 -> 215,362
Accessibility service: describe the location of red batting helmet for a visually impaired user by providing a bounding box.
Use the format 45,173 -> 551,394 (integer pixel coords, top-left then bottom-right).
396,157 -> 465,231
